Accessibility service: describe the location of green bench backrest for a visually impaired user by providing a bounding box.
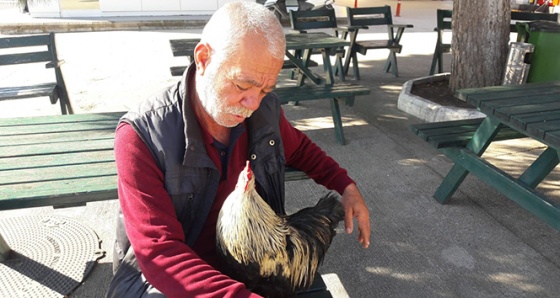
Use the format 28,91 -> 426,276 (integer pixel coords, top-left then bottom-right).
346,5 -> 393,27
289,9 -> 338,32
436,9 -> 452,31
0,34 -> 55,66
435,9 -> 559,33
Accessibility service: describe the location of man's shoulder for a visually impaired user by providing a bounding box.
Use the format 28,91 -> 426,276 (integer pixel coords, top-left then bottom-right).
125,83 -> 182,121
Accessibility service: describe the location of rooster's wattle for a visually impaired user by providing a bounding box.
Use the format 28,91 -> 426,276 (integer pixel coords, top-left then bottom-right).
216,161 -> 345,297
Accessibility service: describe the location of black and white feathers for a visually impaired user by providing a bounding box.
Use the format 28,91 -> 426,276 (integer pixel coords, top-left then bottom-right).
216,161 -> 344,297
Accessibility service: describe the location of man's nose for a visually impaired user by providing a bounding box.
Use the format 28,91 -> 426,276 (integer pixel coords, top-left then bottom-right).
242,93 -> 263,111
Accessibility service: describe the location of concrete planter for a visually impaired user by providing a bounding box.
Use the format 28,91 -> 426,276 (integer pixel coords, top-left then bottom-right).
397,73 -> 485,122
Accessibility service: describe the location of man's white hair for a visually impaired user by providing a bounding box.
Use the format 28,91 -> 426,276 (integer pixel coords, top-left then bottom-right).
201,1 -> 286,61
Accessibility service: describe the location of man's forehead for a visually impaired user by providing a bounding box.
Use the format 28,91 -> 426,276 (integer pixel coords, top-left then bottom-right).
228,65 -> 278,85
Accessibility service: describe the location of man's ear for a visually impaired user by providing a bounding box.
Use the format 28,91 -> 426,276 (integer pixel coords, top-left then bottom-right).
194,42 -> 211,76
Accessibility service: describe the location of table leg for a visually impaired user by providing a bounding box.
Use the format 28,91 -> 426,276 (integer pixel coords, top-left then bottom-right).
384,51 -> 398,77
0,233 -> 11,261
342,30 -> 359,79
329,98 -> 346,145
439,146 -> 560,230
321,49 -> 334,85
433,117 -> 503,203
433,162 -> 471,203
285,50 -> 321,85
518,147 -> 560,188
297,48 -> 317,86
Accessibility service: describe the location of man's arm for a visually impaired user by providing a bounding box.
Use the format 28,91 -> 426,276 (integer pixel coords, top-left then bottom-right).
114,123 -> 261,297
279,110 -> 370,248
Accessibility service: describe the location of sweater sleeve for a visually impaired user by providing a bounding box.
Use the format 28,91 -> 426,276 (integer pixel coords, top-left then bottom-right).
114,122 -> 261,298
278,109 -> 355,194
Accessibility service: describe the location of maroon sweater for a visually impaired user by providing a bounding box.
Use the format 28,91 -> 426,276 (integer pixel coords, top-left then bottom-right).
114,109 -> 354,297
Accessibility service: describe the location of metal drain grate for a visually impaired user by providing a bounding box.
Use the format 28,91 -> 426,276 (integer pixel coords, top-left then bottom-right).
0,215 -> 104,297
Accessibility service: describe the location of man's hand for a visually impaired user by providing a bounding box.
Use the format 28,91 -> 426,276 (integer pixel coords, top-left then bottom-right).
341,183 -> 371,248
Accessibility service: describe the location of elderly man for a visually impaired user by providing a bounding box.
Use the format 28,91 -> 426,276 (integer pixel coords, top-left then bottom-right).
107,2 -> 370,297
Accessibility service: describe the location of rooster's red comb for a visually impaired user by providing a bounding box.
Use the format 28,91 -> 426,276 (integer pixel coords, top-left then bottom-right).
245,160 -> 252,180
244,161 -> 252,193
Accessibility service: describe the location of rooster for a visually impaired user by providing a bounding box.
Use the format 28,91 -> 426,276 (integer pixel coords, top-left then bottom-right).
216,161 -> 345,298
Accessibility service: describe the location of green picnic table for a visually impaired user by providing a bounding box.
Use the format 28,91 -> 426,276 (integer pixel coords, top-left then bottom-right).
412,81 -> 560,230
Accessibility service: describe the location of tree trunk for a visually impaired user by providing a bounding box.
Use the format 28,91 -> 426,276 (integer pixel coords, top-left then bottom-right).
450,0 -> 511,93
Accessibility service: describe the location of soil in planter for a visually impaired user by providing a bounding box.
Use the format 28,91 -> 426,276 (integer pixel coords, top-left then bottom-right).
411,79 -> 475,109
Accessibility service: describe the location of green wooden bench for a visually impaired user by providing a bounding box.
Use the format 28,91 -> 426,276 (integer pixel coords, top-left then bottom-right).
0,32 -> 73,115
168,38 -> 318,77
288,9 -> 345,82
410,118 -> 526,149
341,6 -> 413,79
429,9 -> 559,75
0,112 -> 313,212
275,83 -> 370,145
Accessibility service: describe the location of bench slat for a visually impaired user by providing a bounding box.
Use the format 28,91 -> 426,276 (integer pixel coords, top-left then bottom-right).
1,138 -> 114,158
170,66 -> 187,77
0,130 -> 114,147
511,110 -> 560,132
491,101 -> 560,123
0,119 -> 118,136
547,130 -> 560,148
0,161 -> 115,186
526,120 -> 560,141
356,41 -> 401,54
0,34 -> 50,49
0,83 -> 57,100
411,118 -> 526,149
169,38 -> 199,57
0,176 -> 117,210
0,51 -> 52,66
0,150 -> 114,171
0,112 -> 122,127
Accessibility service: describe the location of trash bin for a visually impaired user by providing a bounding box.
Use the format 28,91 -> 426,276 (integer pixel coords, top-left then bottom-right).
516,20 -> 560,83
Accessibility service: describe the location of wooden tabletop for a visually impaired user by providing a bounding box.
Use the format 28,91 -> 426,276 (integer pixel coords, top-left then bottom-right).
0,112 -> 123,210
456,81 -> 560,149
285,32 -> 349,51
169,32 -> 348,54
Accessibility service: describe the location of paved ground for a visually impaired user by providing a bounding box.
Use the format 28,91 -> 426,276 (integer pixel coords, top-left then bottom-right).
1,1 -> 560,297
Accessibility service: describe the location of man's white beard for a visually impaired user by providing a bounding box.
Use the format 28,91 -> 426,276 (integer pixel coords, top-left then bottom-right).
199,70 -> 254,127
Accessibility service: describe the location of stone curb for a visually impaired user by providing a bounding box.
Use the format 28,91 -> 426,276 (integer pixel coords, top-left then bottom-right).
397,73 -> 485,122
0,19 -> 209,34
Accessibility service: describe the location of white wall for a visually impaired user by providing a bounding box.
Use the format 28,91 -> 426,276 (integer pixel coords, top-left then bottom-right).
99,0 -> 251,14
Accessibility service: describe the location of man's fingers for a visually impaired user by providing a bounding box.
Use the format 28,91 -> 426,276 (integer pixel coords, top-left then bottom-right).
344,207 -> 354,234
